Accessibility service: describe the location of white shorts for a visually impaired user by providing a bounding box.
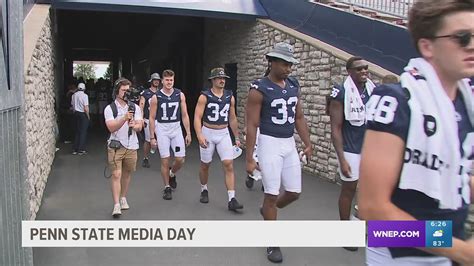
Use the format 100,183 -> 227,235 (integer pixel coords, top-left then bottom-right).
144,119 -> 152,142
199,126 -> 233,163
253,127 -> 260,162
155,121 -> 185,158
366,247 -> 451,266
338,151 -> 361,182
257,134 -> 301,196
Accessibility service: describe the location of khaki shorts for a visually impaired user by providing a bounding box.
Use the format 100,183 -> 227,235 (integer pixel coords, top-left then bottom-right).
107,148 -> 137,172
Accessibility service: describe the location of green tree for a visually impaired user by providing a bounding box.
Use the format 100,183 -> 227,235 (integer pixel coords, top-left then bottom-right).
103,63 -> 112,80
73,64 -> 96,80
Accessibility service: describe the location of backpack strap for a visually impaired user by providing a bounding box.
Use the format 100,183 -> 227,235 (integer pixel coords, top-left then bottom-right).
110,101 -> 118,119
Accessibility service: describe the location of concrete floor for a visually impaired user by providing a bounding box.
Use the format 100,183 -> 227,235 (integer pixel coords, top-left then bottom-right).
33,131 -> 365,266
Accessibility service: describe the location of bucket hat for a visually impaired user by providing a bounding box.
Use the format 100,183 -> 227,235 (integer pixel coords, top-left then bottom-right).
265,42 -> 299,64
148,73 -> 161,82
208,68 -> 230,80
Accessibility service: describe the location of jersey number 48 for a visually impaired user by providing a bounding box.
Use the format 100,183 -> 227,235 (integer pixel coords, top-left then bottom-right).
366,95 -> 398,124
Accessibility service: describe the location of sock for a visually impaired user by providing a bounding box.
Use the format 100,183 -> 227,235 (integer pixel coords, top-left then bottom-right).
227,190 -> 235,201
165,185 -> 170,188
201,184 -> 208,192
169,169 -> 175,178
120,197 -> 126,201
144,157 -> 148,160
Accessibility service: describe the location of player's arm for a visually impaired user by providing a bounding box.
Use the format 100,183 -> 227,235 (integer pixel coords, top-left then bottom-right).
245,89 -> 262,173
229,96 -> 240,145
194,94 -> 207,148
180,93 -> 192,145
139,95 -> 146,114
471,175 -> 474,202
329,100 -> 347,171
295,99 -> 312,159
148,95 -> 158,144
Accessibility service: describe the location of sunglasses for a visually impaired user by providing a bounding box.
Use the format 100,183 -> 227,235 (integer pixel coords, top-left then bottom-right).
350,65 -> 369,71
432,30 -> 474,48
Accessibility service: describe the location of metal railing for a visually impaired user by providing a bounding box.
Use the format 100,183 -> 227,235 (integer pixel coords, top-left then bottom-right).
337,0 -> 414,18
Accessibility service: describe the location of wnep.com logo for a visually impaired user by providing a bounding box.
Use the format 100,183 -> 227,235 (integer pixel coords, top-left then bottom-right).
367,220 -> 452,248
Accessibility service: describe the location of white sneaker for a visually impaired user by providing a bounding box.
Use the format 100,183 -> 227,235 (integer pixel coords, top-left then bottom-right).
112,204 -> 121,217
120,197 -> 129,210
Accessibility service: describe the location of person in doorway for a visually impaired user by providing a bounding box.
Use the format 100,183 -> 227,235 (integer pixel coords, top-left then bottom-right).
329,56 -> 375,252
139,73 -> 161,168
71,82 -> 90,155
246,42 -> 312,263
359,0 -> 474,265
104,78 -> 143,217
194,67 -> 243,211
149,69 -> 192,200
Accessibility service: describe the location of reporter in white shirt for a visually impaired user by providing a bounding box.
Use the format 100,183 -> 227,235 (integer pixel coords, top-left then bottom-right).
104,78 -> 143,217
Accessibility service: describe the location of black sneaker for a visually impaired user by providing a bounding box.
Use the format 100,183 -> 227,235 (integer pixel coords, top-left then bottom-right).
228,198 -> 243,211
245,175 -> 254,188
163,187 -> 172,200
343,247 -> 358,252
169,169 -> 177,189
200,190 -> 209,203
266,247 -> 283,263
142,158 -> 150,168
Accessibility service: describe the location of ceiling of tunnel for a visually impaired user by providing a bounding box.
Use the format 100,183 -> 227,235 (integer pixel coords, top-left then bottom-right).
58,10 -> 205,62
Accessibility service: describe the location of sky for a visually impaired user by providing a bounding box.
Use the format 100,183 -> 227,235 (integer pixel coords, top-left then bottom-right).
73,61 -> 110,79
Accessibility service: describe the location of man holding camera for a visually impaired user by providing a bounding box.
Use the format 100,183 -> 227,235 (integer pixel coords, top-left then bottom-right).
149,69 -> 192,200
104,78 -> 143,217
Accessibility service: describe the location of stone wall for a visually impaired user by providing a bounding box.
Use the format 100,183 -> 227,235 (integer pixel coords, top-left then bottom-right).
24,10 -> 58,220
202,18 -> 474,236
203,19 -> 383,182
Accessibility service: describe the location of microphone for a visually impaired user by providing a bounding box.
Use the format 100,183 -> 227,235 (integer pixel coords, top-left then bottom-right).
127,101 -> 135,137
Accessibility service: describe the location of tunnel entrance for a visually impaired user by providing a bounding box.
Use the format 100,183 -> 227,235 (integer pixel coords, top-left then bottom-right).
54,1 -> 267,142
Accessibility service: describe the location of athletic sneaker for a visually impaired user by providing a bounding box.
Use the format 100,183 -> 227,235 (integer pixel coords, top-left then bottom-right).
72,151 -> 78,155
142,158 -> 150,168
200,190 -> 209,203
78,150 -> 87,155
266,247 -> 283,263
228,198 -> 243,211
120,197 -> 129,210
169,168 -> 177,189
163,187 -> 172,200
112,204 -> 121,217
245,175 -> 254,188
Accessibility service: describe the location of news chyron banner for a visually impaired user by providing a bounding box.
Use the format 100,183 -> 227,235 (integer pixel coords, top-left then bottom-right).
367,221 -> 453,248
22,221 -> 365,247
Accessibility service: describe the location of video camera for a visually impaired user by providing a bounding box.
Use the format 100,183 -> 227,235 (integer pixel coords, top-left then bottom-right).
124,86 -> 140,115
124,87 -> 141,105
